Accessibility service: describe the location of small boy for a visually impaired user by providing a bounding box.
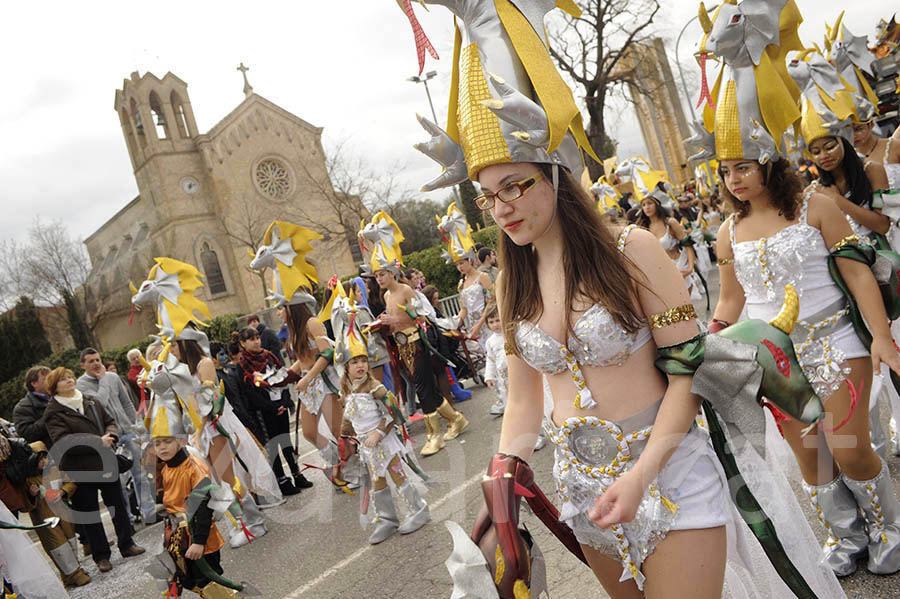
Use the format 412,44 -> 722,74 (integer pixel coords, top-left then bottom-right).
482,304 -> 508,416
150,379 -> 243,599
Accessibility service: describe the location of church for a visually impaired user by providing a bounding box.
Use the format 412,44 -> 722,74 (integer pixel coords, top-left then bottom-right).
84,69 -> 360,349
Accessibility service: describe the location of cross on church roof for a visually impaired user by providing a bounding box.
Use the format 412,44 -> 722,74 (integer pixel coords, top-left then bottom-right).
237,62 -> 253,97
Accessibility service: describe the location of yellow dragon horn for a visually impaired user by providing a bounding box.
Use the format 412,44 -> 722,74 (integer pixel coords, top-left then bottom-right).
138,353 -> 151,371
698,2 -> 713,35
158,338 -> 171,364
830,11 -> 844,42
770,285 -> 799,334
129,281 -> 138,295
246,248 -> 255,258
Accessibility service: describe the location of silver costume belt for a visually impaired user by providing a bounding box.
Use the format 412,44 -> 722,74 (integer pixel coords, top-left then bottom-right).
546,399 -> 681,589
789,297 -> 853,399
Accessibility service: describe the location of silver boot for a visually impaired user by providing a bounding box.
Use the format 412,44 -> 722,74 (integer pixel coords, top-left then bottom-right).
396,482 -> 430,534
802,475 -> 868,576
230,493 -> 267,548
843,458 -> 900,575
368,487 -> 399,544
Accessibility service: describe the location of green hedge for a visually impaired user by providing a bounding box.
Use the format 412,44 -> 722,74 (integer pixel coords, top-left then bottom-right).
0,314 -> 242,420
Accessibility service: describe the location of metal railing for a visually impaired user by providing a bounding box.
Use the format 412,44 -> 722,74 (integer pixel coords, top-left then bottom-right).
438,293 -> 462,318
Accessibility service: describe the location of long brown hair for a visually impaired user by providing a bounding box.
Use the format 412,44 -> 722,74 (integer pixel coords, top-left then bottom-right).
498,162 -> 646,358
634,196 -> 671,230
285,302 -> 317,362
176,339 -> 205,375
719,157 -> 802,221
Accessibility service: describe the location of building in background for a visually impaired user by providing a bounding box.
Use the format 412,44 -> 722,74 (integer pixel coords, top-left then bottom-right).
84,71 -> 359,348
616,38 -> 693,188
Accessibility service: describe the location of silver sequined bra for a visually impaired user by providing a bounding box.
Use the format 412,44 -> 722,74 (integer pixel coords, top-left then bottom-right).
515,305 -> 652,375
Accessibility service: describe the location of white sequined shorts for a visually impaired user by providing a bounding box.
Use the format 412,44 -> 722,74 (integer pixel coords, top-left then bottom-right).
357,431 -> 406,480
298,371 -> 336,416
547,399 -> 729,588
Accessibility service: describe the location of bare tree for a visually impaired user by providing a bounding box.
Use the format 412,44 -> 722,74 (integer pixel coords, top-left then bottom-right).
221,199 -> 273,303
0,219 -> 114,348
548,0 -> 661,180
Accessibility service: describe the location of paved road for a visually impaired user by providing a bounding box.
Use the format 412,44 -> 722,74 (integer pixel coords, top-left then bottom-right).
55,270 -> 899,597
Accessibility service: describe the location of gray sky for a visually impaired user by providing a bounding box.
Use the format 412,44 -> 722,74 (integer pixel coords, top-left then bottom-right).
0,1 -> 889,248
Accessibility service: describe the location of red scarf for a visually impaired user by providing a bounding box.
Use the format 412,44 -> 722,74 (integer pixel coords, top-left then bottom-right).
237,349 -> 281,382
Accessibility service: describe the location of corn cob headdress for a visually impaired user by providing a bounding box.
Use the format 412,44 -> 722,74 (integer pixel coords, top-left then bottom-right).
249,221 -> 322,310
591,175 -> 622,216
330,281 -> 375,366
130,257 -> 212,353
788,50 -> 857,148
688,0 -> 804,164
398,0 -> 599,191
436,202 -> 477,263
825,12 -> 879,123
144,341 -> 201,438
358,211 -> 405,275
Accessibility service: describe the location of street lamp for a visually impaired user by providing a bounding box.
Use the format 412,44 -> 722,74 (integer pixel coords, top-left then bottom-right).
675,3 -> 718,122
408,70 -> 440,125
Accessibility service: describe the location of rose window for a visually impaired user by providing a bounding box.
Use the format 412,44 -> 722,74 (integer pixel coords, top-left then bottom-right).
255,159 -> 291,199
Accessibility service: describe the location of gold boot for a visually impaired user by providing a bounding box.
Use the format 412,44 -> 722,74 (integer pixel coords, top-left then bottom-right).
437,399 -> 469,441
197,582 -> 240,599
420,412 -> 445,456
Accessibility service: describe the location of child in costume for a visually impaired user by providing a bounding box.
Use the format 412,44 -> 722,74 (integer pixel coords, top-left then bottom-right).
144,345 -> 251,599
481,303 -> 507,416
331,283 -> 431,544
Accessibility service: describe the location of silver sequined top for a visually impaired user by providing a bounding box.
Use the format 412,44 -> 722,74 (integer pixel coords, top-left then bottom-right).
514,226 -> 652,374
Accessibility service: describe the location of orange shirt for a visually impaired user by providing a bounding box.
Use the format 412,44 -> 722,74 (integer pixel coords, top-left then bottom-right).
161,451 -> 224,554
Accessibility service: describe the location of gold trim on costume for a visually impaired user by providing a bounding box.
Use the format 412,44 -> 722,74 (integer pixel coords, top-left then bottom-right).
717,257 -> 734,266
830,235 -> 860,252
649,304 -> 698,330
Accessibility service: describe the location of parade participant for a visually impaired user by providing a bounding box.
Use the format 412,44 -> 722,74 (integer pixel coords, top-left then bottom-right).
438,203 -> 493,345
481,303 -> 507,417
691,0 -> 900,577
131,258 -> 276,547
346,279 -> 390,384
635,194 -> 702,300
361,211 -> 468,457
148,369 -> 250,599
331,283 -> 430,544
402,0 -> 847,596
248,221 -> 347,490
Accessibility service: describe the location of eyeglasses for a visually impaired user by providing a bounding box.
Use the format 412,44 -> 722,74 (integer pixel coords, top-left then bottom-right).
473,172 -> 544,210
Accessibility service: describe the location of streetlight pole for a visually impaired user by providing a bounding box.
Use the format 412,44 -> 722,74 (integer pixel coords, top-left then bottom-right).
675,4 -> 718,190
408,70 -> 462,204
408,70 -> 440,124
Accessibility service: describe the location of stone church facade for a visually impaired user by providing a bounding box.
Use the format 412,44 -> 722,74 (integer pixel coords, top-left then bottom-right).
85,71 -> 359,348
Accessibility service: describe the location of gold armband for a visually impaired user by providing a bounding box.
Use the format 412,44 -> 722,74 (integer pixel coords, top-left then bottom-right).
717,257 -> 734,266
830,235 -> 860,252
649,304 -> 698,330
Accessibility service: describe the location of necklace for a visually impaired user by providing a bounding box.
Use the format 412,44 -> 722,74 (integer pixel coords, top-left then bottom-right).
860,135 -> 879,159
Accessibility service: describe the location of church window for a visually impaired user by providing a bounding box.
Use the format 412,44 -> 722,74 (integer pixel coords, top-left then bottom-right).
200,242 -> 227,295
254,158 -> 292,199
149,92 -> 169,140
130,98 -> 147,149
170,91 -> 190,138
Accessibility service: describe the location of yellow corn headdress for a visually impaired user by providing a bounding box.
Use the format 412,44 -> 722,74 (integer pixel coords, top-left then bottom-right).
694,160 -> 718,198
788,50 -> 857,147
591,176 -> 622,216
398,0 -> 599,191
330,281 -> 372,366
130,257 -> 212,345
689,0 -> 803,163
825,12 -> 879,123
615,156 -> 673,205
249,221 -> 322,309
436,202 -> 476,263
358,211 -> 405,274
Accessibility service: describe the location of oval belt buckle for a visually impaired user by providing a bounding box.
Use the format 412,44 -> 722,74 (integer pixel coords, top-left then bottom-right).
569,425 -> 622,470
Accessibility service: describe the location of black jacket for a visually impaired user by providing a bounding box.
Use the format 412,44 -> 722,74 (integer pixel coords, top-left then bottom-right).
256,323 -> 284,365
13,391 -> 53,447
217,365 -> 268,443
43,395 -> 119,475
